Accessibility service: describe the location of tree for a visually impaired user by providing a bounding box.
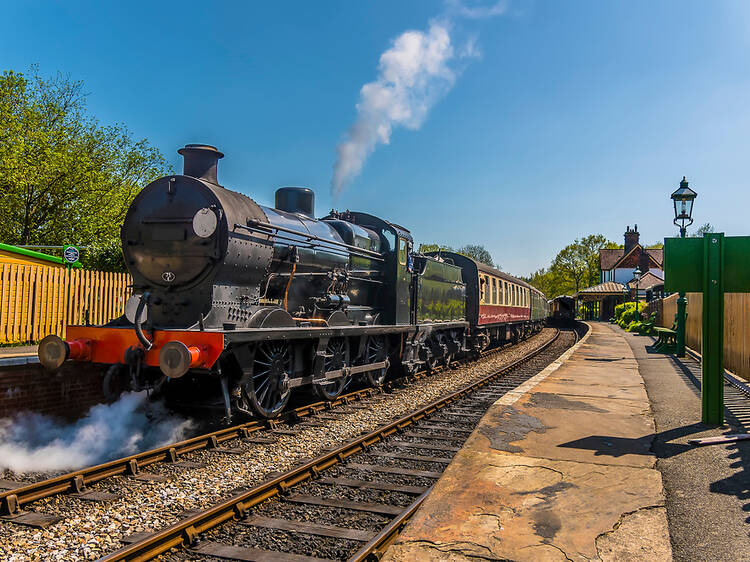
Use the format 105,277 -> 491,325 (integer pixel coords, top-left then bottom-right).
551,243 -> 588,294
527,234 -> 617,298
691,223 -> 714,237
0,67 -> 170,268
578,234 -> 612,287
457,244 -> 496,268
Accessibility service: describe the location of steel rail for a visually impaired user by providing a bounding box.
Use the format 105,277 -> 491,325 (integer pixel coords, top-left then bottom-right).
0,328 -> 550,517
100,329 -> 562,562
0,387 -> 378,516
347,487 -> 432,562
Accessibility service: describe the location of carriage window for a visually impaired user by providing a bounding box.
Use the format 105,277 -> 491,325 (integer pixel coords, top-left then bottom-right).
492,278 -> 497,304
398,238 -> 407,266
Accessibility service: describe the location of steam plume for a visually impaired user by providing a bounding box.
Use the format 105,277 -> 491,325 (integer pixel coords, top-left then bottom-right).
332,21 -> 463,195
0,392 -> 195,473
331,2 -> 507,195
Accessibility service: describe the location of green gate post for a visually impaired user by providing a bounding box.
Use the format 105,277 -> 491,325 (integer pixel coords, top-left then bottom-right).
701,233 -> 724,425
676,294 -> 687,356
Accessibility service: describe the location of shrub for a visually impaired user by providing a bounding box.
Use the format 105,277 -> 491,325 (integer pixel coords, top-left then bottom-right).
625,320 -> 642,332
615,302 -> 644,325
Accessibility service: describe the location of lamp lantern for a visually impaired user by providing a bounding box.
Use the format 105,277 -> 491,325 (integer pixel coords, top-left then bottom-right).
671,176 -> 697,233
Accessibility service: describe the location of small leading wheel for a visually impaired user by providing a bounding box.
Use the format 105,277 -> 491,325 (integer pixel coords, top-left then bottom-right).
437,334 -> 454,368
364,336 -> 388,387
425,336 -> 441,373
246,341 -> 292,418
314,338 -> 350,400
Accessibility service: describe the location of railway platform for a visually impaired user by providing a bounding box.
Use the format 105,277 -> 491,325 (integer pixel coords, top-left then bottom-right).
0,344 -> 38,367
385,321 -> 674,561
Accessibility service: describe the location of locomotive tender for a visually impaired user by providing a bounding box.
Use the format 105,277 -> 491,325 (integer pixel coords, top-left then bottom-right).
38,144 -> 548,419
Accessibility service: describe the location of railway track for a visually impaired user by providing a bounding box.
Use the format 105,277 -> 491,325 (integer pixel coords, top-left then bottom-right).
0,328 -> 553,520
98,325 -> 581,562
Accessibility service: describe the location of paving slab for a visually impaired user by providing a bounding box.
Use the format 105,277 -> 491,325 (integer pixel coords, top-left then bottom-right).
385,323 -> 672,562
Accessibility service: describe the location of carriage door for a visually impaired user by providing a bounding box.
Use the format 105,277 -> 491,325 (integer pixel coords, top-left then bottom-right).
395,237 -> 412,324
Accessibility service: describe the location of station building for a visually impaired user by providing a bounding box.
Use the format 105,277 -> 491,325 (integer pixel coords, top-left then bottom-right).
577,225 -> 665,320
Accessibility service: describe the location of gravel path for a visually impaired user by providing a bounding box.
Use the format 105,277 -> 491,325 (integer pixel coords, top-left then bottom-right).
0,328 -> 557,561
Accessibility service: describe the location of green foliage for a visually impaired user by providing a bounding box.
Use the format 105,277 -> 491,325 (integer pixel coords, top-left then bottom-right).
457,244 -> 496,268
0,66 -> 170,266
80,239 -> 126,272
614,302 -> 643,327
691,222 -> 715,237
625,320 -> 641,332
527,234 -> 617,298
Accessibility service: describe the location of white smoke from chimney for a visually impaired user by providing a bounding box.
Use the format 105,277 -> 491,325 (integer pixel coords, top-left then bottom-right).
331,2 -> 507,195
332,21 -> 463,195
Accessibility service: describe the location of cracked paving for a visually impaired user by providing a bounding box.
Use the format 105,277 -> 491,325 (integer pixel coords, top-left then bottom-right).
384,323 -> 673,562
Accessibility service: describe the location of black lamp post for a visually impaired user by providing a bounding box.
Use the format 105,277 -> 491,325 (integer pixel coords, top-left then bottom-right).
671,177 -> 697,357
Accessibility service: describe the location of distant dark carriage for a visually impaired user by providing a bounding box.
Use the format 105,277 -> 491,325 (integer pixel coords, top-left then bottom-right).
550,296 -> 576,324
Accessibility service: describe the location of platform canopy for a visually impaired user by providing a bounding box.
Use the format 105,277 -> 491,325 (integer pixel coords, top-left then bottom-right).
575,281 -> 627,302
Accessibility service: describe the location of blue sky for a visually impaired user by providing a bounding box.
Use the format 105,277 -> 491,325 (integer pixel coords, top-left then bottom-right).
2,1 -> 749,275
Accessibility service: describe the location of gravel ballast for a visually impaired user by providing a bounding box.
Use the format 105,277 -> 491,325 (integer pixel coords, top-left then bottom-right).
0,329 -> 560,561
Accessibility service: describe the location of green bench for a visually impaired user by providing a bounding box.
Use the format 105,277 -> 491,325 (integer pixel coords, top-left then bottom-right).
652,312 -> 686,353
653,326 -> 676,352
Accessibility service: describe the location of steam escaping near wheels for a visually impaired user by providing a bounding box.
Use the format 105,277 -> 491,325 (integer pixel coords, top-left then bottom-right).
0,392 -> 195,473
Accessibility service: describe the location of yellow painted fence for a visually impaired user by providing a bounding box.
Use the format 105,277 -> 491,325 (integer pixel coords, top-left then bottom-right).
0,264 -> 132,344
662,292 -> 750,381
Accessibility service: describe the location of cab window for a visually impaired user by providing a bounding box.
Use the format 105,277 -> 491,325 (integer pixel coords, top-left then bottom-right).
398,238 -> 407,266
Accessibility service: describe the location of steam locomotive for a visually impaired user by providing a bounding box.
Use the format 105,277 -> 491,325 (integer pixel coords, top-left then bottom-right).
38,144 -> 548,419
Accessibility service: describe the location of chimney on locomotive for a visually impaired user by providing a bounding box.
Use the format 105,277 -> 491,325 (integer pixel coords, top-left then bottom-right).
178,144 -> 224,185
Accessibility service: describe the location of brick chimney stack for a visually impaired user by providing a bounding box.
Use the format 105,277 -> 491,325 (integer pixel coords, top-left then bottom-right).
624,225 -> 640,253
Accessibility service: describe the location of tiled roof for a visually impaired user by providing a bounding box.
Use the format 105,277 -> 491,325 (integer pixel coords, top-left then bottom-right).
600,245 -> 664,271
577,281 -> 626,295
645,247 -> 663,265
628,271 -> 664,290
599,249 -> 624,270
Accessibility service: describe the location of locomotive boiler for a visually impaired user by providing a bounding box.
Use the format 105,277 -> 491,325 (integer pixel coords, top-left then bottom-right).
38,144 -> 547,420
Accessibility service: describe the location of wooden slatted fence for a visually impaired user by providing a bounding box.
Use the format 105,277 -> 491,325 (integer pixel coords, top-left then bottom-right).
0,264 -> 132,344
661,292 -> 750,381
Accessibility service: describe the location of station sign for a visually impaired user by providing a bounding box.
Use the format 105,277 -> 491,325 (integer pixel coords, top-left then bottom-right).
63,245 -> 80,264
